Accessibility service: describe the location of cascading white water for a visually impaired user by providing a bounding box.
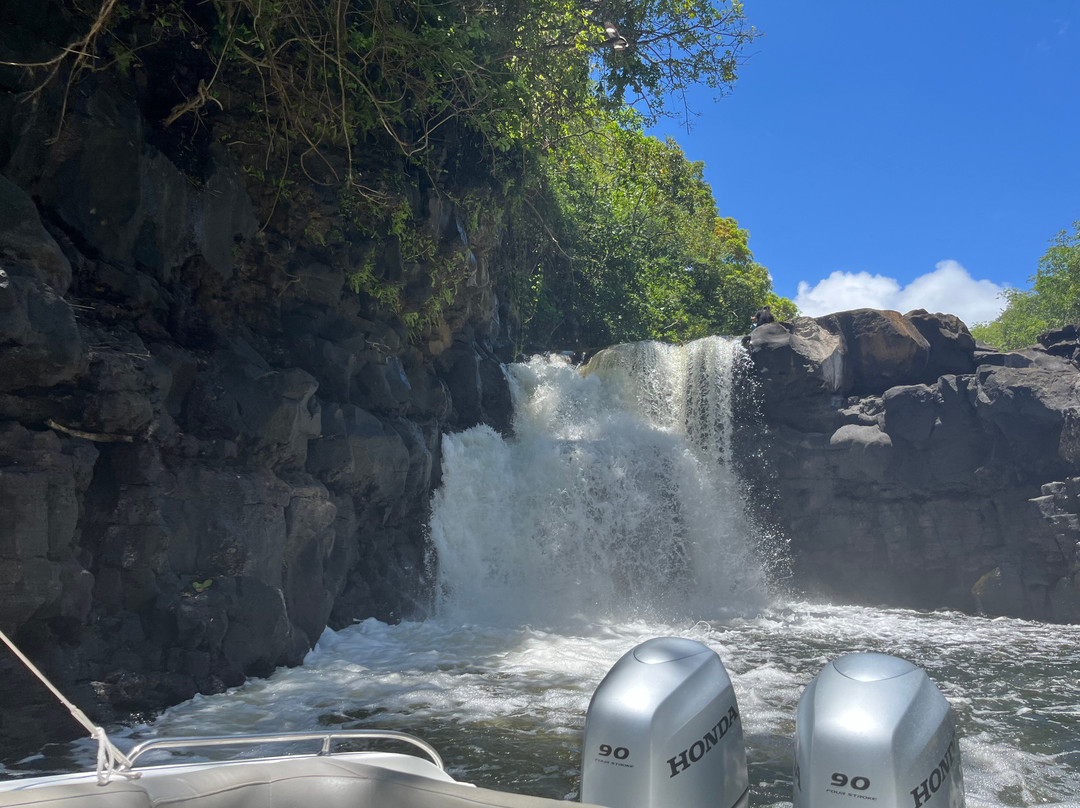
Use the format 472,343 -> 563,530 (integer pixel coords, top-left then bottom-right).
427,337 -> 768,626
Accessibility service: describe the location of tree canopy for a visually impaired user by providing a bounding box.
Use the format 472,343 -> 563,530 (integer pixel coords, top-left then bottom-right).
509,113 -> 778,350
971,221 -> 1080,350
11,0 -> 793,350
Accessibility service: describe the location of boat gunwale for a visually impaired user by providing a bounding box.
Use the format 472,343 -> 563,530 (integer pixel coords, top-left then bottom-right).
125,729 -> 445,771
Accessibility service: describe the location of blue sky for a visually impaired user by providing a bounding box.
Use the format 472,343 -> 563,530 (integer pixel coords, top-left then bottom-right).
652,2 -> 1080,326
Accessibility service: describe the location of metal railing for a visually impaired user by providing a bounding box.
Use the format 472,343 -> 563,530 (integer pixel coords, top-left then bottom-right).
125,730 -> 444,771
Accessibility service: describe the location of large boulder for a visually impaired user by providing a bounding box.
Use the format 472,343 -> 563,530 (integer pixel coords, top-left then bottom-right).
182,341 -> 321,470
307,404 -> 412,504
815,309 -> 930,394
746,309 -> 1080,622
434,340 -> 513,433
903,309 -> 976,379
0,178 -> 85,390
86,456 -> 342,683
747,308 -> 977,432
973,365 -> 1080,469
1039,323 -> 1080,365
747,319 -> 848,432
881,377 -> 989,487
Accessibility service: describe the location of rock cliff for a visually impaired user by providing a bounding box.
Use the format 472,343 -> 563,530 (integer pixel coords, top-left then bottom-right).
744,310 -> 1080,622
0,64 -> 513,756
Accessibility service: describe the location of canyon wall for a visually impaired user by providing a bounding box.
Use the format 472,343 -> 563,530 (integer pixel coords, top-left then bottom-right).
0,68 -> 514,755
744,311 -> 1080,622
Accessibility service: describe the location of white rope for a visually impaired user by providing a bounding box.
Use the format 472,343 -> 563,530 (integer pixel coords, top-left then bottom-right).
93,726 -> 138,785
0,627 -> 140,784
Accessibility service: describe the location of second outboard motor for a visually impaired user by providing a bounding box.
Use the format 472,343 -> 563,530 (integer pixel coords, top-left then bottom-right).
794,652 -> 964,808
581,637 -> 748,808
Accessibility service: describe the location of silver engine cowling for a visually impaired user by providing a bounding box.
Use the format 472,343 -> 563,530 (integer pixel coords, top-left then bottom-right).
794,652 -> 964,808
581,637 -> 748,808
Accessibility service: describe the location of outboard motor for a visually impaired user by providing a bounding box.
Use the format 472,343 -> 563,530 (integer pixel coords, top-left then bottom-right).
794,652 -> 964,808
581,637 -> 748,808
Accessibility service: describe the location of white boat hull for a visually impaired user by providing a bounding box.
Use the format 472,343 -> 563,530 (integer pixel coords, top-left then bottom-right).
0,751 -> 602,808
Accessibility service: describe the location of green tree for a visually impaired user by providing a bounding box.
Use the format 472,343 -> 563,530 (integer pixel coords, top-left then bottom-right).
14,0 -> 755,176
972,221 -> 1080,350
194,0 -> 757,173
762,291 -> 799,322
10,0 -> 771,347
1034,221 -> 1080,323
510,112 -> 791,351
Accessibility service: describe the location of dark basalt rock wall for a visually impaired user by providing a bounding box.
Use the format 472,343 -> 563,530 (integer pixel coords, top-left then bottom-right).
0,66 -> 513,756
745,310 -> 1080,623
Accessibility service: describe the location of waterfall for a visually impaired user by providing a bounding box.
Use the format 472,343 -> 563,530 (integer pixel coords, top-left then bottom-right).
427,337 -> 769,626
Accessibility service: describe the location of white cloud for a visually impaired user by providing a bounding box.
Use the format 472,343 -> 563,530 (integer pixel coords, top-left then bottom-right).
793,260 -> 1007,326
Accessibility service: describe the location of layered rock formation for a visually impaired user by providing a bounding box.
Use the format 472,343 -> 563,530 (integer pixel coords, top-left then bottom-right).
744,310 -> 1080,622
0,69 -> 513,755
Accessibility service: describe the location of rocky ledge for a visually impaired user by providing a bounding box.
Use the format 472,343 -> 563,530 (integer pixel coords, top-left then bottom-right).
745,310 -> 1080,622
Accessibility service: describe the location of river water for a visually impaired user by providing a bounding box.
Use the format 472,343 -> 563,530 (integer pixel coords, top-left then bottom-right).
10,341 -> 1080,806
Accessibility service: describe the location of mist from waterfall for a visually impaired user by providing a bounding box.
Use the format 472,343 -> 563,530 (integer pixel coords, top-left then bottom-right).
427,337 -> 769,626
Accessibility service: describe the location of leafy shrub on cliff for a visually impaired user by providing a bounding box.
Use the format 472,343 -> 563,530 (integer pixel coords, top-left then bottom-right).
6,0 -> 792,349
509,111 -> 777,350
972,221 -> 1080,350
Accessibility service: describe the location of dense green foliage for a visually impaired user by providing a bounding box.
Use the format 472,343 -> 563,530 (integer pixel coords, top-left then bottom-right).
196,0 -> 757,162
972,221 -> 1080,350
15,0 -> 794,350
511,113 -> 777,349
